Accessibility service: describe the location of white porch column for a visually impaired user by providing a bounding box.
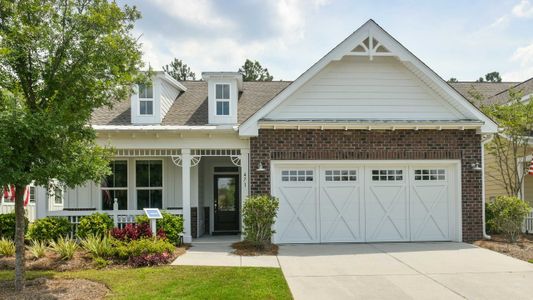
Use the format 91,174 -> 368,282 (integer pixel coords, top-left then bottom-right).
240,149 -> 250,237
181,149 -> 192,243
35,186 -> 48,219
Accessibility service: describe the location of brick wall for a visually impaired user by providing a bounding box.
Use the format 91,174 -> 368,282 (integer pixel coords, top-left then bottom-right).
250,129 -> 482,242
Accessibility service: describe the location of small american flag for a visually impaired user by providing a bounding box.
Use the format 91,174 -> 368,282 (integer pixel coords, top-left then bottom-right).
529,157 -> 533,175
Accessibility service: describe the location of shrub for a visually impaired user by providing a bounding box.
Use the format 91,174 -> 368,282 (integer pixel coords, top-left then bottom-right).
128,252 -> 172,267
485,202 -> 500,235
135,215 -> 149,225
158,213 -> 183,245
26,240 -> 47,259
114,238 -> 175,260
0,238 -> 15,257
110,223 -> 152,241
242,195 -> 279,246
77,213 -> 114,238
0,212 -> 29,240
27,217 -> 71,242
93,256 -> 111,269
81,234 -> 114,258
488,196 -> 531,242
49,236 -> 78,260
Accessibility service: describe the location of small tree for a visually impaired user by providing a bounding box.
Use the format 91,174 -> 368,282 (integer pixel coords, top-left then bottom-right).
476,71 -> 502,83
163,58 -> 196,81
0,0 -> 143,291
487,196 -> 531,242
238,59 -> 273,81
242,195 -> 279,247
482,90 -> 533,197
448,77 -> 458,83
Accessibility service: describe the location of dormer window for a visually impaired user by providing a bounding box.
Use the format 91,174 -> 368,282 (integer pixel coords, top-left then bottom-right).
138,83 -> 154,115
215,84 -> 230,116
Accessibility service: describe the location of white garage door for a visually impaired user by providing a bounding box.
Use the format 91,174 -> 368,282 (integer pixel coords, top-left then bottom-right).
273,162 -> 458,243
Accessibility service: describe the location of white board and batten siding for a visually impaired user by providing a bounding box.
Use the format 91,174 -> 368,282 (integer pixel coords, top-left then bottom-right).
266,56 -> 466,121
160,79 -> 180,118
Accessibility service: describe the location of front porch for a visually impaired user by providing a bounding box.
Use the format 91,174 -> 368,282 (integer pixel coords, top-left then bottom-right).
43,148 -> 250,243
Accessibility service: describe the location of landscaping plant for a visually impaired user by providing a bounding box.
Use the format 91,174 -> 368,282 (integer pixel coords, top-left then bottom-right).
0,213 -> 28,240
242,195 -> 279,247
26,240 -> 47,259
81,234 -> 114,259
114,238 -> 175,261
136,213 -> 182,244
0,238 -> 16,257
487,196 -> 531,242
49,237 -> 78,260
27,217 -> 71,242
77,213 -> 114,238
110,223 -> 152,241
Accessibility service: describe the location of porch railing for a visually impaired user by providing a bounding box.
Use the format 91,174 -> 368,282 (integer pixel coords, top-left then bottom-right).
47,205 -> 182,238
523,211 -> 533,234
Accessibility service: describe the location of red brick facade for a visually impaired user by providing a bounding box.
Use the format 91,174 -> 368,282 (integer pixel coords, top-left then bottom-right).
250,129 -> 483,242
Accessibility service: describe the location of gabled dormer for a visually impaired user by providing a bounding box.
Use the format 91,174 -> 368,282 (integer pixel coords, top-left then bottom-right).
131,72 -> 186,125
202,72 -> 243,124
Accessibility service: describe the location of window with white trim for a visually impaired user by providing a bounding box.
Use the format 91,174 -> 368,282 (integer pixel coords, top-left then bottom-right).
372,169 -> 403,181
54,185 -> 63,205
414,169 -> 446,181
29,186 -> 35,203
325,170 -> 357,181
138,83 -> 154,115
136,160 -> 163,209
215,84 -> 230,116
101,160 -> 128,210
281,170 -> 313,182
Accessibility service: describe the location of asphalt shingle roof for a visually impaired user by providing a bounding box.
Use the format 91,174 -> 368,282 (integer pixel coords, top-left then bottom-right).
449,82 -> 519,106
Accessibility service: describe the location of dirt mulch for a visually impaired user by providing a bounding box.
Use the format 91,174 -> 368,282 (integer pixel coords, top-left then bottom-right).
0,250 -> 93,272
232,241 -> 278,256
474,234 -> 533,262
0,278 -> 109,300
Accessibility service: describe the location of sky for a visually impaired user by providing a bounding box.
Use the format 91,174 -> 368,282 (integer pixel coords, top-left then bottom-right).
118,0 -> 533,82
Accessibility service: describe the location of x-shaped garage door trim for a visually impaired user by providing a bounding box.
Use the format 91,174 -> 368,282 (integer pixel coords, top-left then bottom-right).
322,186 -> 360,241
279,187 -> 316,241
368,185 -> 406,240
411,185 -> 447,239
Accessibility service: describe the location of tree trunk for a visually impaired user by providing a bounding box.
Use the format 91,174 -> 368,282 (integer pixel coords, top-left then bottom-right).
14,185 -> 26,292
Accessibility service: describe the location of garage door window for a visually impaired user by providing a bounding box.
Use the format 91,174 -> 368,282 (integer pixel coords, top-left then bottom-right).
282,170 -> 313,182
414,169 -> 445,181
371,169 -> 403,181
325,170 -> 357,181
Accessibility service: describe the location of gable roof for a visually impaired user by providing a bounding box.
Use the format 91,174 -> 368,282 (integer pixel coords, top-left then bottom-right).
485,77 -> 533,105
239,19 -> 498,136
450,82 -> 519,105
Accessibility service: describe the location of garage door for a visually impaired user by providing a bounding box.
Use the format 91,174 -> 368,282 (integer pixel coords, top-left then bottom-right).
272,162 -> 458,243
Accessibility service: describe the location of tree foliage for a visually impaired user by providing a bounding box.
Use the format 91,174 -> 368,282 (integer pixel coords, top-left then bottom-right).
476,71 -> 502,83
487,196 -> 531,242
482,90 -> 533,197
163,58 -> 196,81
242,195 -> 279,246
448,77 -> 458,83
0,0 -> 144,290
239,59 -> 273,81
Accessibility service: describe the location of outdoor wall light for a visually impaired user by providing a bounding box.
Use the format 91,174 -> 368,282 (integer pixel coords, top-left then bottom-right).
256,161 -> 266,172
470,162 -> 482,171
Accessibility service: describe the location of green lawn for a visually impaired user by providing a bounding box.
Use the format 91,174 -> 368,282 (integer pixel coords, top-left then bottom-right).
0,266 -> 292,299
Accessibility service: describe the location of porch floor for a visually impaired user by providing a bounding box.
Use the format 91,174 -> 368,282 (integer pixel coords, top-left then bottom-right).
171,235 -> 280,268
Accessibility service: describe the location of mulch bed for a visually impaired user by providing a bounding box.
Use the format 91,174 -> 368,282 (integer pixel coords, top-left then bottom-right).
0,278 -> 109,300
231,241 -> 278,256
474,234 -> 533,262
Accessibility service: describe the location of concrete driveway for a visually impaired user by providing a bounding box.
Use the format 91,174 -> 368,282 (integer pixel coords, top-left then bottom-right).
278,242 -> 533,300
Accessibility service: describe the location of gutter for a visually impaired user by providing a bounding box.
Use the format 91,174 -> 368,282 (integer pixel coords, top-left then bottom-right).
481,134 -> 495,240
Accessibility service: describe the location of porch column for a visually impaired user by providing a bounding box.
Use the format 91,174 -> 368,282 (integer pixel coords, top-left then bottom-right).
181,149 -> 192,243
240,149 -> 250,237
35,186 -> 48,219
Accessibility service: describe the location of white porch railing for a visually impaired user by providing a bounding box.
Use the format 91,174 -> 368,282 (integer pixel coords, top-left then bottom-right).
47,206 -> 183,238
523,211 -> 533,234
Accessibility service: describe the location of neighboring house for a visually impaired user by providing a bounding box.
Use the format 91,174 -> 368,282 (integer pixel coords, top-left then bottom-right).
33,20 -> 499,243
453,78 -> 533,206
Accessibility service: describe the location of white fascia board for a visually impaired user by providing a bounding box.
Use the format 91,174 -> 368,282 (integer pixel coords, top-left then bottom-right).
239,19 -> 498,136
158,72 -> 187,92
92,125 -> 238,132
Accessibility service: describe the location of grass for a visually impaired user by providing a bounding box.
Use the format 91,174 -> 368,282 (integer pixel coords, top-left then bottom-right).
0,265 -> 292,299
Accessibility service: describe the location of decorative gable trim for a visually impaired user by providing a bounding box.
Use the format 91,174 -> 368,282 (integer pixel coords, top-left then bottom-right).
239,19 -> 498,136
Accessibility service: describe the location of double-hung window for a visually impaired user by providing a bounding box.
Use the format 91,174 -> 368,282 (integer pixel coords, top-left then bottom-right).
136,160 -> 163,209
138,83 -> 154,115
101,160 -> 128,210
215,84 -> 230,116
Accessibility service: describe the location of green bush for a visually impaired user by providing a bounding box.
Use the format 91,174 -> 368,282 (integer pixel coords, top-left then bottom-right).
49,236 -> 78,260
135,215 -> 149,225
27,217 -> 71,242
81,234 -> 114,258
77,213 -> 114,238
0,212 -> 29,240
485,202 -> 500,235
135,212 -> 183,245
487,196 -> 531,242
242,195 -> 279,246
0,238 -> 15,257
26,240 -> 47,259
93,256 -> 111,269
114,238 -> 175,260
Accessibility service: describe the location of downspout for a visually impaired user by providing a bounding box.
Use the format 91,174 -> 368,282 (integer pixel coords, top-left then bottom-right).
481,133 -> 495,240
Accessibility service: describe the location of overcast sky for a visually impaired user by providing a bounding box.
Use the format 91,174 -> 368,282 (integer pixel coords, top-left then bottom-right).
118,0 -> 533,82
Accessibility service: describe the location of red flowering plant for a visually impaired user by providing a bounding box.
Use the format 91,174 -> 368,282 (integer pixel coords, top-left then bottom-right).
110,223 -> 152,241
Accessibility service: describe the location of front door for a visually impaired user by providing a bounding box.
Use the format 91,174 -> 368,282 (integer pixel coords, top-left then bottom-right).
214,175 -> 240,232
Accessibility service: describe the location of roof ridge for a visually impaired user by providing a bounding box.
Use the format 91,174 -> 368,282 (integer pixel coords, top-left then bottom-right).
489,77 -> 533,99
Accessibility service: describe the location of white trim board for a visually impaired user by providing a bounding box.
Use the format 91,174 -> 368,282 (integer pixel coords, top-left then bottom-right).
239,19 -> 498,136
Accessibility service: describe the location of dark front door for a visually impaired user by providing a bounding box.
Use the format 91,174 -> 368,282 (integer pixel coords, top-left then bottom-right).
214,175 -> 240,232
